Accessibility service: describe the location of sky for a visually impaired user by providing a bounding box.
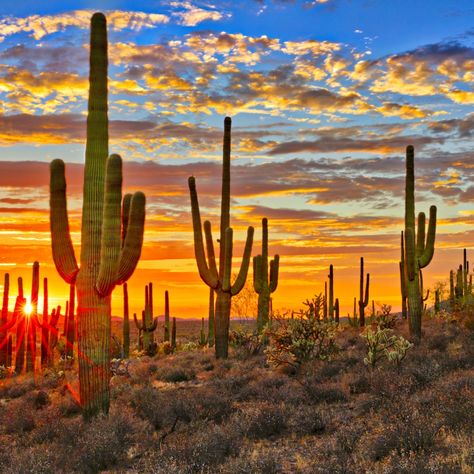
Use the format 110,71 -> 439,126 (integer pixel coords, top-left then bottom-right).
0,0 -> 472,318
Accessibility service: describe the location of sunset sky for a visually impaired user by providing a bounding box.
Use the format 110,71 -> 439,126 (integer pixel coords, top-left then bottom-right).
0,0 -> 473,318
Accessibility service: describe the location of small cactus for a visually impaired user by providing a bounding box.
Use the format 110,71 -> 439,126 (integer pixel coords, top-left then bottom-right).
133,283 -> 158,354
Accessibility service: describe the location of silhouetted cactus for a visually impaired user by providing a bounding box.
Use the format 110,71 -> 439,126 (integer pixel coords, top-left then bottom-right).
40,277 -> 49,367
334,298 -> 340,323
399,232 -> 408,320
199,317 -> 207,346
253,218 -> 279,333
455,265 -> 463,299
434,289 -> 440,314
123,283 -> 130,358
134,283 -> 157,354
47,306 -> 61,367
49,13 -> 145,417
328,264 -> 334,320
403,146 -> 436,340
0,273 -> 17,366
171,316 -> 177,351
65,283 -> 75,360
188,117 -> 254,358
26,261 -> 39,373
323,282 -> 328,320
358,257 -> 370,327
14,277 -> 26,373
164,290 -> 170,342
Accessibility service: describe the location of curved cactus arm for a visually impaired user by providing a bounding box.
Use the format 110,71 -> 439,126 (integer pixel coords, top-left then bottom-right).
416,212 -> 426,256
269,254 -> 280,293
231,226 -> 254,296
222,228 -> 233,293
116,191 -> 146,284
121,193 -> 132,246
145,317 -> 158,332
363,273 -> 370,306
188,176 -> 219,289
133,312 -> 144,331
419,206 -> 436,268
405,227 -> 416,281
96,154 -> 123,296
253,255 -> 263,294
50,159 -> 79,284
204,221 -> 218,278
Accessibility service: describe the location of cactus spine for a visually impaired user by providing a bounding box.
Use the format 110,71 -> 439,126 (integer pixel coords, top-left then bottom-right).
403,145 -> 437,340
49,13 -> 145,417
123,283 -> 129,358
133,283 -> 157,354
358,257 -> 370,327
188,117 -> 254,358
253,218 -> 279,333
164,290 -> 170,342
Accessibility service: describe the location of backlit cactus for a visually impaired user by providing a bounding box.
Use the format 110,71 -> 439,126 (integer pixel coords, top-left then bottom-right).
0,273 -> 17,366
47,306 -> 61,367
403,145 -> 437,340
26,261 -> 39,373
253,218 -> 279,333
328,264 -> 334,320
14,277 -> 26,373
49,13 -> 145,417
164,290 -> 170,343
399,231 -> 408,319
133,283 -> 157,354
40,277 -> 49,367
188,117 -> 254,359
208,288 -> 215,347
358,257 -> 370,327
65,283 -> 75,360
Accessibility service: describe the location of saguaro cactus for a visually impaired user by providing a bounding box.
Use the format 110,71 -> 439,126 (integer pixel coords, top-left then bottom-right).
253,218 -> 279,333
49,13 -> 145,417
47,306 -> 61,367
399,231 -> 408,319
26,261 -> 40,373
164,290 -> 170,343
188,117 -> 254,358
14,278 -> 26,374
171,316 -> 177,351
122,283 -> 130,358
65,283 -> 75,360
358,257 -> 370,327
328,264 -> 334,320
40,277 -> 49,367
403,145 -> 437,340
0,273 -> 14,366
133,283 -> 157,354
334,298 -> 340,323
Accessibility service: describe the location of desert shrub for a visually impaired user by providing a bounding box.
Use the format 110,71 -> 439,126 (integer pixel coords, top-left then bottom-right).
375,304 -> 398,329
3,401 -> 36,434
193,388 -> 235,423
348,375 -> 371,394
222,447 -> 282,474
156,367 -> 196,383
2,445 -> 62,474
303,382 -> 347,405
57,394 -> 82,417
264,315 -> 338,369
288,405 -> 326,435
29,390 -> 50,409
427,333 -> 453,351
235,404 -> 287,439
0,377 -> 35,399
229,327 -> 264,357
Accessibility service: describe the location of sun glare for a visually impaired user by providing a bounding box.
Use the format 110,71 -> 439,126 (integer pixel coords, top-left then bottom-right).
23,301 -> 33,316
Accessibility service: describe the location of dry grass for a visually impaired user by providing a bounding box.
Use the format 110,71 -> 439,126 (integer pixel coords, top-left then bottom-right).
0,315 -> 472,473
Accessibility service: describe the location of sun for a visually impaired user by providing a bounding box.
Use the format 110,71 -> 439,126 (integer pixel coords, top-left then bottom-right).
23,301 -> 33,317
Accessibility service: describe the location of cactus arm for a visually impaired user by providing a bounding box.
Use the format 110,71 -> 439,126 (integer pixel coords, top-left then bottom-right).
96,154 -> 122,296
363,273 -> 370,306
116,191 -> 146,284
133,313 -> 144,331
253,255 -> 263,294
50,159 -> 79,284
416,212 -> 426,256
405,227 -> 416,281
222,228 -> 233,293
121,193 -> 132,246
204,220 -> 218,278
145,317 -> 158,332
418,206 -> 436,268
188,177 -> 219,288
231,226 -> 255,296
269,254 -> 280,293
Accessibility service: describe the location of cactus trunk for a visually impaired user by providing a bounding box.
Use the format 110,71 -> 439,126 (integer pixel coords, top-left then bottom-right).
123,283 -> 129,358
208,288 -> 215,347
164,290 -> 170,342
0,273 -> 9,366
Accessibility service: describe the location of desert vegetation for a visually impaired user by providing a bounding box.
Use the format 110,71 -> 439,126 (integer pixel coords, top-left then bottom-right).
0,10 -> 472,474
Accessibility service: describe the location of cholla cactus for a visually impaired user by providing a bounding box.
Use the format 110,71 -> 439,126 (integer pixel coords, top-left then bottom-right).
385,336 -> 413,369
49,13 -> 145,417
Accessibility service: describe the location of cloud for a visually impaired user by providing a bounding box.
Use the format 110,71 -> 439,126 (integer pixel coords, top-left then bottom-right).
170,2 -> 229,27
0,10 -> 169,42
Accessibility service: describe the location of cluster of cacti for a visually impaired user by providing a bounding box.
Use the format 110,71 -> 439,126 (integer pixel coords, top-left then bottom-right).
188,116 -> 254,359
402,145 -> 437,340
49,13 -> 146,417
134,283 -> 158,354
358,257 -> 370,327
253,218 -> 279,333
449,249 -> 472,308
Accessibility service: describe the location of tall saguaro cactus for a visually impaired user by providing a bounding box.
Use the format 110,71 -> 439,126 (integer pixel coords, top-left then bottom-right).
26,261 -> 40,373
358,257 -> 370,327
49,13 -> 145,417
399,231 -> 408,319
133,283 -> 157,354
122,283 -> 130,358
328,264 -> 334,320
403,145 -> 436,340
188,117 -> 254,359
164,290 -> 170,342
253,218 -> 279,333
